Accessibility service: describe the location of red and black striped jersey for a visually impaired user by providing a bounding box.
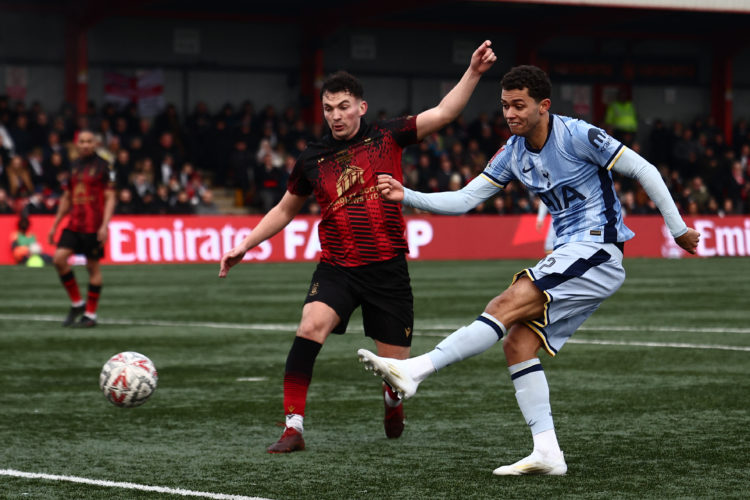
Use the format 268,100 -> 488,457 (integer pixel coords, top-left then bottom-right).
287,116 -> 418,267
63,154 -> 115,233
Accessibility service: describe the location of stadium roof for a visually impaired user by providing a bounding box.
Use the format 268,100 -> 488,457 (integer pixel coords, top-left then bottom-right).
488,0 -> 750,14
0,0 -> 747,42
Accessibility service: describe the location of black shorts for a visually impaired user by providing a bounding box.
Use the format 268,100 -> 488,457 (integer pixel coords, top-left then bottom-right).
304,254 -> 414,347
58,229 -> 105,261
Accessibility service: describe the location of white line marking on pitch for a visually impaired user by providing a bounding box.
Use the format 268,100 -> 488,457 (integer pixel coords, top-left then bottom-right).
236,377 -> 267,382
0,469 -> 271,500
0,314 -> 293,331
2,314 -> 749,352
426,323 -> 750,335
2,314 -> 749,335
568,338 -> 750,352
417,333 -> 750,352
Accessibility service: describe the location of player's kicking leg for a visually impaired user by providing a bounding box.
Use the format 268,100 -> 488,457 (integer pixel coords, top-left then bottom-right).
358,312 -> 505,398
358,349 -> 423,399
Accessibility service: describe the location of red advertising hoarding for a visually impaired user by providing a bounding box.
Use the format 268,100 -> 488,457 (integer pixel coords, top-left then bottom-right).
1,214 -> 748,265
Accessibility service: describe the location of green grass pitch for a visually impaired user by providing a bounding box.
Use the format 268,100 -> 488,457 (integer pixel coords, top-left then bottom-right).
1,257 -> 749,499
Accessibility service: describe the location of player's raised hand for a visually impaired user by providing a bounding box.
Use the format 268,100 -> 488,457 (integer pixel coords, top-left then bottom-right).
675,227 -> 700,255
470,40 -> 497,75
377,174 -> 405,202
219,247 -> 246,277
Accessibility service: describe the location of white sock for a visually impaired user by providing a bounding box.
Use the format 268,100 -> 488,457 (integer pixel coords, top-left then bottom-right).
406,353 -> 437,383
285,413 -> 304,433
508,358 -> 560,455
532,429 -> 562,457
84,313 -> 96,320
427,313 -> 505,371
72,300 -> 85,307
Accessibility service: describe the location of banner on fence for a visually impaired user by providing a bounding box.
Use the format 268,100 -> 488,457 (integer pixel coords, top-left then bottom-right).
1,214 -> 747,265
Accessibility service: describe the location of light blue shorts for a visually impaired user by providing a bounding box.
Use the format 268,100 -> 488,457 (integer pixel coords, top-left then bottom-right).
512,241 -> 625,356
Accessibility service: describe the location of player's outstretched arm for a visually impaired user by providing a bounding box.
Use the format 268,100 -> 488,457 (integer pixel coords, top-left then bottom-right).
612,148 -> 700,254
219,192 -> 307,277
382,174 -> 499,215
415,40 -> 496,140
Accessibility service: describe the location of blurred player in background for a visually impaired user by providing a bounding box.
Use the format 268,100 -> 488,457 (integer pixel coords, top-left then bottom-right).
11,215 -> 51,266
220,41 -> 496,453
48,130 -> 116,328
362,65 -> 699,475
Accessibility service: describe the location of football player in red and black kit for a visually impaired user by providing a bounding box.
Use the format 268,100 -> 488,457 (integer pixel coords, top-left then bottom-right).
220,41 -> 496,452
48,130 -> 116,328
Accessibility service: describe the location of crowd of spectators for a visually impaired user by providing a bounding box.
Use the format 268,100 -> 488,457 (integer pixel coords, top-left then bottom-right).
1,92 -> 750,220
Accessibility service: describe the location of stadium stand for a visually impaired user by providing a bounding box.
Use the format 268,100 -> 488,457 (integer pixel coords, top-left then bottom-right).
0,94 -> 749,217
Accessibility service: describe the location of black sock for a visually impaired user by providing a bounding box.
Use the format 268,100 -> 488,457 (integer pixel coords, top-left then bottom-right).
282,337 -> 323,417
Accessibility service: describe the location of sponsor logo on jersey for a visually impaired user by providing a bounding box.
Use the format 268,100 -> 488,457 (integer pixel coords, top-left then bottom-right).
336,164 -> 364,197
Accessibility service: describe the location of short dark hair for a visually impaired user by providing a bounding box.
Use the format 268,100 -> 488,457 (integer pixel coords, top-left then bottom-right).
501,65 -> 551,102
320,71 -> 364,100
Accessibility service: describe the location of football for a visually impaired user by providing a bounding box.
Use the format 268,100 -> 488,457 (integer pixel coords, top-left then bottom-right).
99,351 -> 158,407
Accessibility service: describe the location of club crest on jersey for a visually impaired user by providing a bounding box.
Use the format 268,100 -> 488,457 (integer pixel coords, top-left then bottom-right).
334,149 -> 354,164
72,182 -> 88,204
336,164 -> 364,197
588,128 -> 612,152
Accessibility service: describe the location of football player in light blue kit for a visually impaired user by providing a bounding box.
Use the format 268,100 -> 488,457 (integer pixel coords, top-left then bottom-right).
359,65 -> 700,476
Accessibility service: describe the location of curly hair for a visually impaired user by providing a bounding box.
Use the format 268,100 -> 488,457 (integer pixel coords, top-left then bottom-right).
501,65 -> 551,102
320,71 -> 364,100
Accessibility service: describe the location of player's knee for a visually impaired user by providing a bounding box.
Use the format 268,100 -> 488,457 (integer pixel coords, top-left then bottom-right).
52,253 -> 67,270
484,292 -> 509,315
489,280 -> 545,322
296,319 -> 330,343
484,291 -> 525,327
502,334 -> 520,358
86,263 -> 101,277
502,326 -> 541,362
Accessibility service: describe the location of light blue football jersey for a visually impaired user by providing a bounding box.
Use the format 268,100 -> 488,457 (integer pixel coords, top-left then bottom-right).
481,114 -> 635,246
